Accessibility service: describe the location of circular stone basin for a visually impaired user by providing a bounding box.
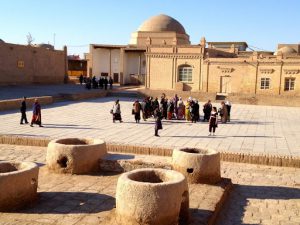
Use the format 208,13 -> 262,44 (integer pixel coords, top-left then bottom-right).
46,138 -> 107,174
0,161 -> 39,211
116,168 -> 189,225
172,148 -> 221,184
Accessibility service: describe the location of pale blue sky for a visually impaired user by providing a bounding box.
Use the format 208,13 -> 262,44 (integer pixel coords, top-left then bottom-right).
1,0 -> 299,56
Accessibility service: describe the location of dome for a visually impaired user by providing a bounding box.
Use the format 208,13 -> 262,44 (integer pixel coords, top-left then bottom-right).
274,46 -> 297,55
138,14 -> 186,34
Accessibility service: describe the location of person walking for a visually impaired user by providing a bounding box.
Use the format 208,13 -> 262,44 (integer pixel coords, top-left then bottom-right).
154,108 -> 163,137
79,74 -> 83,85
225,99 -> 232,122
133,100 -> 141,123
173,94 -> 179,119
111,99 -> 123,123
203,100 -> 212,122
177,97 -> 185,120
20,96 -> 28,124
30,99 -> 43,127
185,97 -> 192,121
104,77 -> 108,90
209,107 -> 218,136
191,100 -> 200,123
109,76 -> 113,89
219,101 -> 228,123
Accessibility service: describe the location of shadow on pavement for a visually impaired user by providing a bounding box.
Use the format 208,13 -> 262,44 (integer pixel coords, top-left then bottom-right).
18,192 -> 115,214
216,184 -> 300,225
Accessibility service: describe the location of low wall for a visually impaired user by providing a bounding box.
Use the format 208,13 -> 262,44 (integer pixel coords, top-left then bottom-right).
0,91 -> 109,111
0,135 -> 299,168
0,96 -> 53,111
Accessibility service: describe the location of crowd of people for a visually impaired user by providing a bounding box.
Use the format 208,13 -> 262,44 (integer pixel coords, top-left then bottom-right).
79,75 -> 113,90
110,93 -> 232,137
19,92 -> 232,137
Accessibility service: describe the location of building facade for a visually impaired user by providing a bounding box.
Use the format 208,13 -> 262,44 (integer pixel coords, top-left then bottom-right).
0,40 -> 67,85
89,14 -> 300,96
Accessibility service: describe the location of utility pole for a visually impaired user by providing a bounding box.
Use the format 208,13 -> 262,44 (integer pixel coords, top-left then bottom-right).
53,33 -> 56,49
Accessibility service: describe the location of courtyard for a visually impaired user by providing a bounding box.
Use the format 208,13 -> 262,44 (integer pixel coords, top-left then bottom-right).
0,144 -> 299,224
0,96 -> 300,157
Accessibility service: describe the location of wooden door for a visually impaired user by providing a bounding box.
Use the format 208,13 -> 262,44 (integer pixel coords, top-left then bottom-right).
220,76 -> 231,93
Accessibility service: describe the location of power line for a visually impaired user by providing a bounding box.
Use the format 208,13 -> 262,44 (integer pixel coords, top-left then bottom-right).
248,44 -> 272,52
67,44 -> 89,48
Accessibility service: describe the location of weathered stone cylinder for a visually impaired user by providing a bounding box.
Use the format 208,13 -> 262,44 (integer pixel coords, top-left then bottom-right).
172,148 -> 221,184
0,161 -> 39,211
116,168 -> 189,225
46,138 -> 107,174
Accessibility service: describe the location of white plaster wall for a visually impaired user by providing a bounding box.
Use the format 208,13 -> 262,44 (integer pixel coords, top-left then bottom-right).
124,52 -> 140,84
111,49 -> 120,75
92,48 -> 110,78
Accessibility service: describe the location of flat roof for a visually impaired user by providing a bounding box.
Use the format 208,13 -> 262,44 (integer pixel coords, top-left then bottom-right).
207,42 -> 248,47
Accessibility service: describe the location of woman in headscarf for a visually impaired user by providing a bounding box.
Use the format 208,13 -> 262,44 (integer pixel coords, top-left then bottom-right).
30,99 -> 43,127
219,101 -> 228,123
177,97 -> 185,120
133,100 -> 141,123
167,99 -> 174,120
111,99 -> 123,123
185,97 -> 192,121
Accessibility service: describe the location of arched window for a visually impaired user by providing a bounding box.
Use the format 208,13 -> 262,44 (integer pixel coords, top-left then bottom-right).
178,65 -> 192,82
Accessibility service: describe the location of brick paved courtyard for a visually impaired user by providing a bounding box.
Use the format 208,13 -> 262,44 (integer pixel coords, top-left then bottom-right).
0,97 -> 300,157
0,144 -> 299,225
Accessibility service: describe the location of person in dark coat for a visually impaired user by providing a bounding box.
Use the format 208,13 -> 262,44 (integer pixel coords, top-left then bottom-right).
191,100 -> 200,123
20,96 -> 28,124
99,77 -> 104,89
209,107 -> 218,135
154,108 -> 163,137
203,100 -> 212,122
109,77 -> 113,89
79,74 -> 83,85
30,99 -> 43,127
104,78 -> 108,90
133,100 -> 141,123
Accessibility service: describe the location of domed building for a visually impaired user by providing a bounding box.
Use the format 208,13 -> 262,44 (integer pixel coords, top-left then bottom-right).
129,14 -> 190,46
89,14 -> 300,98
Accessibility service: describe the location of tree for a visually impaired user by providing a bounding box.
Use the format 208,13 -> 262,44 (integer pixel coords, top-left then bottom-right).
26,32 -> 34,45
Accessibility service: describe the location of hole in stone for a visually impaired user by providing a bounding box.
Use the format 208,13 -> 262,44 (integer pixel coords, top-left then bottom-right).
56,138 -> 90,145
57,156 -> 68,168
0,162 -> 18,173
31,178 -> 37,185
187,168 -> 194,173
128,170 -> 170,183
180,148 -> 207,154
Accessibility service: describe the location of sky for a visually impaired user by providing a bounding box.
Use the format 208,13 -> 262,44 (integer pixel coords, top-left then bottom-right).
1,0 -> 299,57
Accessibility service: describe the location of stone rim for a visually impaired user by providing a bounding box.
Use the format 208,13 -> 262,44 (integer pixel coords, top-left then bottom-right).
175,147 -> 218,156
50,138 -> 104,147
0,161 -> 38,176
119,168 -> 186,186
